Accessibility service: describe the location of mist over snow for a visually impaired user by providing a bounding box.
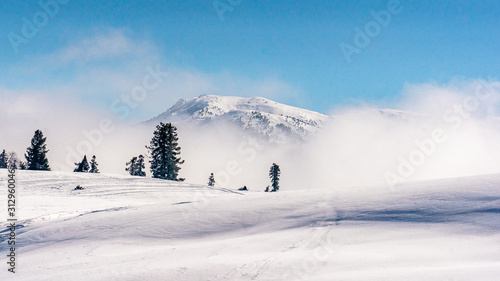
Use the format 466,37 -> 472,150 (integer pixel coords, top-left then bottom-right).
293,79 -> 500,189
175,79 -> 500,191
2,79 -> 500,191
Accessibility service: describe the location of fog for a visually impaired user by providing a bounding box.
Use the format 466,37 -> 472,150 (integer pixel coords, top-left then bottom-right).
177,79 -> 500,191
3,79 -> 500,191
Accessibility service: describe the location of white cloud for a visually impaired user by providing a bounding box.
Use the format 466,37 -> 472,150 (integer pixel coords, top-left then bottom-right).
3,78 -> 500,191
0,29 -> 304,175
54,29 -> 154,64
13,31 -> 500,191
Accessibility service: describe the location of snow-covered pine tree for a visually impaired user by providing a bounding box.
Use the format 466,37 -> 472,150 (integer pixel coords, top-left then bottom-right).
89,155 -> 100,173
208,173 -> 215,186
74,155 -> 90,173
25,130 -> 51,171
269,163 -> 281,192
0,150 -> 7,168
125,156 -> 138,176
146,122 -> 184,180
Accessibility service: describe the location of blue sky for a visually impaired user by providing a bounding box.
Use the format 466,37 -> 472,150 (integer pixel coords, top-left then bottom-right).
1,0 -> 499,116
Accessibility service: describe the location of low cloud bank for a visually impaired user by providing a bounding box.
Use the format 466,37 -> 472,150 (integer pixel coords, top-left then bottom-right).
3,79 -> 500,191
178,79 -> 500,190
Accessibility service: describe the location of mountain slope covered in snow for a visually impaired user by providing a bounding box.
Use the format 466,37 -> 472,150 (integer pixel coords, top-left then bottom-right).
148,95 -> 329,143
146,95 -> 427,145
1,170 -> 499,280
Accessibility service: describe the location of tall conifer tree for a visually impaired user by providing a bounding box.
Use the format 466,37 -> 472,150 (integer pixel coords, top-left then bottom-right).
269,163 -> 281,192
25,130 -> 51,171
146,122 -> 184,180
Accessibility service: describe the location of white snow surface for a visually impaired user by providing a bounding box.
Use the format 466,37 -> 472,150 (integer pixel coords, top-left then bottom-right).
1,170 -> 499,280
148,95 -> 329,143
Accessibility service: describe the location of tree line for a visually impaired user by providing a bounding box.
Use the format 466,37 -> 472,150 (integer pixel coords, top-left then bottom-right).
1,129 -> 49,170
2,123 -> 281,191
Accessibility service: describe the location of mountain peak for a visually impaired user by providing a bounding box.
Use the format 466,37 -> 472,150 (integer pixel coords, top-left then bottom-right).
148,95 -> 328,143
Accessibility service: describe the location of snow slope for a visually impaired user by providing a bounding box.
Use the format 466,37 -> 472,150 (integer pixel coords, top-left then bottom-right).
148,95 -> 329,143
1,171 -> 499,280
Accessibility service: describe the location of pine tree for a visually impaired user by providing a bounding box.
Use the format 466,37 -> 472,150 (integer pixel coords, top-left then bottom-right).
126,155 -> 146,177
269,163 -> 281,192
19,161 -> 27,170
74,155 -> 90,173
208,173 -> 215,187
136,155 -> 146,177
89,155 -> 100,173
146,122 -> 184,180
0,150 -> 7,168
25,130 -> 51,171
125,156 -> 138,176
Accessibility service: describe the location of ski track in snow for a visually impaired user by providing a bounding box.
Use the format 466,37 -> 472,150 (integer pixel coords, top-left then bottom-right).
0,170 -> 499,280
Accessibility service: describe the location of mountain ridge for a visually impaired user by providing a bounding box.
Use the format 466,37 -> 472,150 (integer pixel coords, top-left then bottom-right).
147,95 -> 330,143
147,95 -> 420,143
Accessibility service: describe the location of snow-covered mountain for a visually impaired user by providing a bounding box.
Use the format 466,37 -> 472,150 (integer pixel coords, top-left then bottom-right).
148,95 -> 329,143
146,95 -> 428,145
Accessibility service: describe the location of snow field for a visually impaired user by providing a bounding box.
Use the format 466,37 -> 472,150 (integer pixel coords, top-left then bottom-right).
0,170 -> 499,280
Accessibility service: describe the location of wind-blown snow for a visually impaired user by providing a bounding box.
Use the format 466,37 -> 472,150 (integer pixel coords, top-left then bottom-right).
1,170 -> 499,280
